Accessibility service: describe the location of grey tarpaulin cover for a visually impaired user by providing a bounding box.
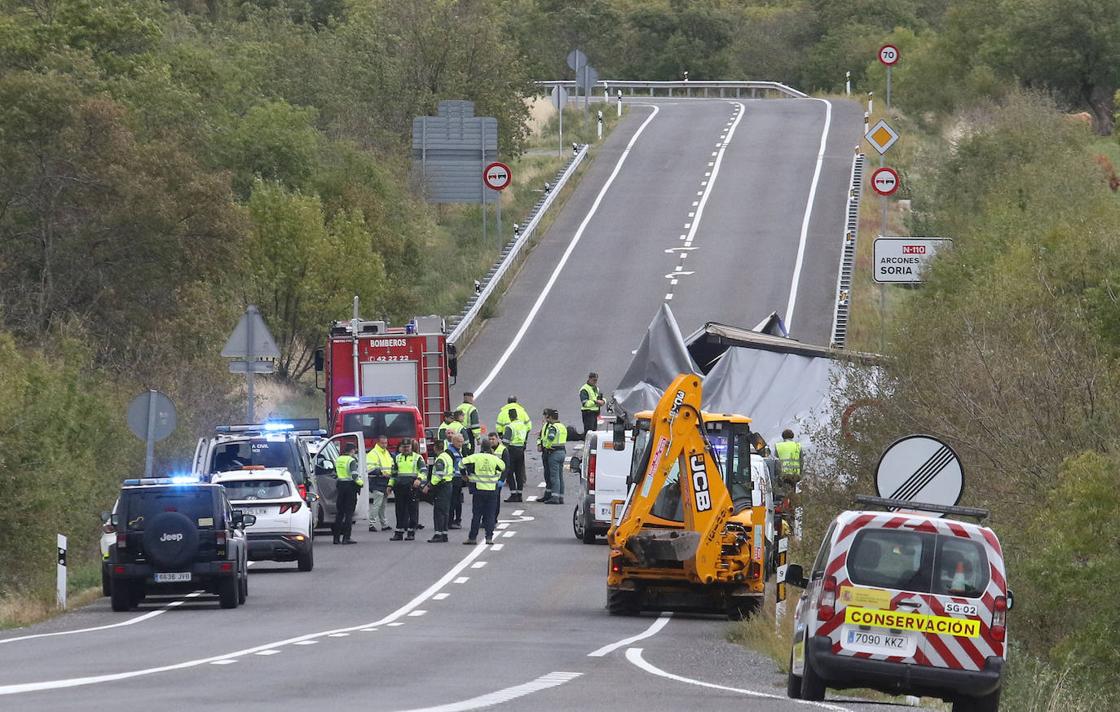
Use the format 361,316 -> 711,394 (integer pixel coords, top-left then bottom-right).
612,307 -> 856,447
611,303 -> 699,414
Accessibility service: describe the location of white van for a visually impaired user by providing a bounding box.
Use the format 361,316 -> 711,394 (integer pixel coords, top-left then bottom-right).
569,429 -> 632,544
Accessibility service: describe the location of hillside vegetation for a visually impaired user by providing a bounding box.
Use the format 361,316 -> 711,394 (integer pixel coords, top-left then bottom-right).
3,12 -> 1119,703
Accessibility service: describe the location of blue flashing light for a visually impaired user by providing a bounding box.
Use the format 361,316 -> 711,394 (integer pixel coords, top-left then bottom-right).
338,394 -> 409,406
263,422 -> 294,431
170,474 -> 201,484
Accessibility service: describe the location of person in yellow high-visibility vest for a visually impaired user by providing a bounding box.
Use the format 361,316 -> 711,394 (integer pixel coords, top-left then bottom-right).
333,443 -> 365,545
367,434 -> 394,533
538,408 -> 568,505
500,404 -> 531,502
774,429 -> 802,487
460,440 -> 505,545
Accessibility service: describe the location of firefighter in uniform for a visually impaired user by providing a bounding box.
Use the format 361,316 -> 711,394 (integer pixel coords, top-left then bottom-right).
389,438 -> 425,541
500,405 -> 530,503
447,432 -> 465,529
460,441 -> 505,545
333,443 -> 364,545
367,434 -> 394,532
538,409 -> 568,505
456,392 -> 481,454
421,440 -> 455,543
579,372 -> 605,436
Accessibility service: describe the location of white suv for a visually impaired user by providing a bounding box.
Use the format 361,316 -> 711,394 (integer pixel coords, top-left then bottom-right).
213,468 -> 315,572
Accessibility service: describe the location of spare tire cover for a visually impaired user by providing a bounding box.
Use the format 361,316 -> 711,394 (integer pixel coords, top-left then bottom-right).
143,511 -> 199,570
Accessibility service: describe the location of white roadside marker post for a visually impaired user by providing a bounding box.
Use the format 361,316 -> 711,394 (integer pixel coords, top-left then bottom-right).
56,533 -> 67,609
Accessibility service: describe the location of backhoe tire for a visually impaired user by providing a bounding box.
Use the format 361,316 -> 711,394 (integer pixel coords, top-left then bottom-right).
800,645 -> 827,701
607,588 -> 639,616
786,649 -> 802,699
726,597 -> 759,621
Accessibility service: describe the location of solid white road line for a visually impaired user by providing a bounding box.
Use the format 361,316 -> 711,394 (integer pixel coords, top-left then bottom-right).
783,98 -> 834,333
393,671 -> 582,712
473,105 -> 662,398
0,592 -> 204,645
624,648 -> 852,712
587,612 -> 672,657
0,543 -> 492,696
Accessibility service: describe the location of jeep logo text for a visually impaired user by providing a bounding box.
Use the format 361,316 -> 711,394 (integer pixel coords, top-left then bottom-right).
160,532 -> 184,542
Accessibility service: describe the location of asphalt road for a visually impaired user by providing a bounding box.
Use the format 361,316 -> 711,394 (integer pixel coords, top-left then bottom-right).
0,98 -> 920,711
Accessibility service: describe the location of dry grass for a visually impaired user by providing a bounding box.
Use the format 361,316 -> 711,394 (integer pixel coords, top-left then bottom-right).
0,587 -> 102,630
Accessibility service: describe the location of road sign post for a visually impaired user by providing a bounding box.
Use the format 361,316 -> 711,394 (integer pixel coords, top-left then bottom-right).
551,85 -> 568,157
127,389 -> 177,477
865,117 -> 900,353
222,305 -> 280,421
879,44 -> 899,110
483,162 -> 511,246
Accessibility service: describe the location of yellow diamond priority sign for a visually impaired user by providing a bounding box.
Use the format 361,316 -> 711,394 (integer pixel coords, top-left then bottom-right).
865,119 -> 899,155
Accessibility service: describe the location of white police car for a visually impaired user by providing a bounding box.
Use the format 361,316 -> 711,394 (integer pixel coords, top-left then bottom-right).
212,467 -> 315,572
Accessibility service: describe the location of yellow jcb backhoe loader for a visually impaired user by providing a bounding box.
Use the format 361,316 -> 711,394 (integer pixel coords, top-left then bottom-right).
606,374 -> 774,620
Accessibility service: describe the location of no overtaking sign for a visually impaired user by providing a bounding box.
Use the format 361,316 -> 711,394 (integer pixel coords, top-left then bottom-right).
483,162 -> 511,191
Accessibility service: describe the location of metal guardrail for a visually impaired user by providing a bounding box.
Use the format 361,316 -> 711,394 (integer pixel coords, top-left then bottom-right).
535,80 -> 809,100
830,151 -> 866,348
448,144 -> 590,344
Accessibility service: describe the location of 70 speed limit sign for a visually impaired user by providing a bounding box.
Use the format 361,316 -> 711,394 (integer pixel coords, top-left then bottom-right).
879,44 -> 900,66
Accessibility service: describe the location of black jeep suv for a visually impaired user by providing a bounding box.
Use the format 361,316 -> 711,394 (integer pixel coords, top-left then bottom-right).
106,479 -> 252,611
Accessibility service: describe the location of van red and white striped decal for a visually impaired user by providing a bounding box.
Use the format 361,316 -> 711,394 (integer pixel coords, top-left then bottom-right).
813,511 -> 1006,672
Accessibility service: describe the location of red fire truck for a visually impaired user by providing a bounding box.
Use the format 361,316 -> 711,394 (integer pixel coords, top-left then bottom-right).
315,313 -> 458,440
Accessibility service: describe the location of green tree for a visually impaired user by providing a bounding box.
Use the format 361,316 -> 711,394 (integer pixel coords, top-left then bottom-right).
1000,0 -> 1120,135
244,181 -> 387,379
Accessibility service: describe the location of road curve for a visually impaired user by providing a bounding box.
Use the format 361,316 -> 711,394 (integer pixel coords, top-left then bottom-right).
0,97 -> 917,712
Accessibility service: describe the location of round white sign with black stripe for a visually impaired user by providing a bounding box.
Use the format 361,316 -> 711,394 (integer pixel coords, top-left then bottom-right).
875,435 -> 963,515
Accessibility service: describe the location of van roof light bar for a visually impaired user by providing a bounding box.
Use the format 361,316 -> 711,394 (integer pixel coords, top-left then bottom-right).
855,495 -> 990,521
337,394 -> 408,406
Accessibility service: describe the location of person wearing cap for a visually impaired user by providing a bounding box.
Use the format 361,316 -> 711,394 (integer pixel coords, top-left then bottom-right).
333,443 -> 364,545
579,372 -> 605,436
499,403 -> 530,503
367,434 -> 394,533
456,392 -> 481,455
460,440 -> 505,545
538,409 -> 568,505
487,431 -> 509,514
388,438 -> 425,541
436,410 -> 459,448
421,440 -> 455,543
447,432 -> 466,529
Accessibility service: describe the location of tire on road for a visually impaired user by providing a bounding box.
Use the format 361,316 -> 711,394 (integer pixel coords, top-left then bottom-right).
725,595 -> 760,621
607,588 -> 639,616
218,574 -> 239,609
297,545 -> 314,572
800,643 -> 827,701
238,567 -> 248,604
953,689 -> 1001,712
110,578 -> 134,612
101,565 -> 111,597
786,649 -> 802,699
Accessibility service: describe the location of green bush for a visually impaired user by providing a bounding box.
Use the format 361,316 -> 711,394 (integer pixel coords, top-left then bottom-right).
0,333 -> 134,593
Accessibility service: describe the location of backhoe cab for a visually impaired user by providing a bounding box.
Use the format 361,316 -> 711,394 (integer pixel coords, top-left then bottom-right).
607,374 -> 775,620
